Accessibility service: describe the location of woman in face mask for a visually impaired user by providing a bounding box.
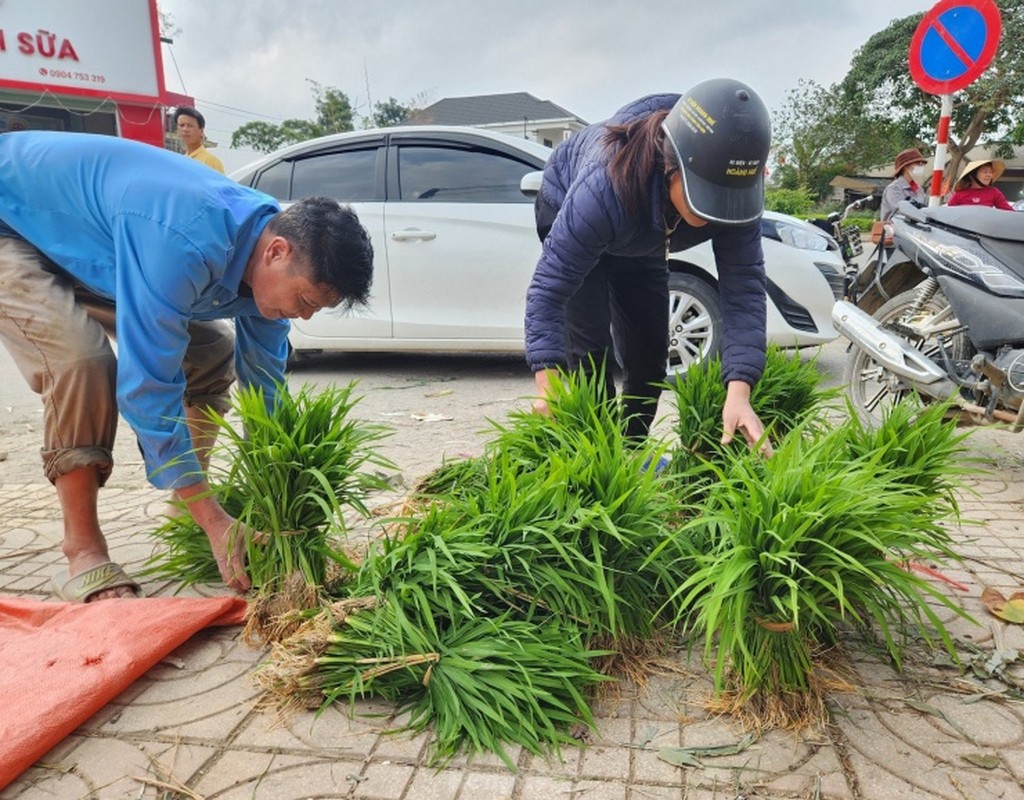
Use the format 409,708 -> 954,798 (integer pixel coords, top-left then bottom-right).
947,159 -> 1015,210
879,148 -> 929,221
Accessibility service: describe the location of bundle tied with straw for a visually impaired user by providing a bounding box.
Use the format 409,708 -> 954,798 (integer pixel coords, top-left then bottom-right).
145,381 -> 394,643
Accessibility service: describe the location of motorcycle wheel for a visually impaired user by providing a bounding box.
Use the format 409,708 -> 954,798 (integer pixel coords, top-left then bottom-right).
843,287 -> 967,426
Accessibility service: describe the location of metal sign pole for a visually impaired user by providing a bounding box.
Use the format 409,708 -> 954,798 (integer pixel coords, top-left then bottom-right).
930,94 -> 954,207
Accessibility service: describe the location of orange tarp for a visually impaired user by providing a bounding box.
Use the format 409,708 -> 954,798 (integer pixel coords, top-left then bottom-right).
0,595 -> 247,791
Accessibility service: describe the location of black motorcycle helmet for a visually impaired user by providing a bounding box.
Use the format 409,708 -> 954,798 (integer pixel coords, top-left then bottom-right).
661,78 -> 771,225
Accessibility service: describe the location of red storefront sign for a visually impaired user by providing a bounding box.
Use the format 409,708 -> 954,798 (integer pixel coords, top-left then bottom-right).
0,0 -> 189,147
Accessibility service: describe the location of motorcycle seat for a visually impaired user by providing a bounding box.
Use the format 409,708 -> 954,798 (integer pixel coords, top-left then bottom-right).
901,202 -> 1024,243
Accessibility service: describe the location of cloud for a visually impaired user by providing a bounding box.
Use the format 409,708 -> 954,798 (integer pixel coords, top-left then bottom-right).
158,0 -> 934,171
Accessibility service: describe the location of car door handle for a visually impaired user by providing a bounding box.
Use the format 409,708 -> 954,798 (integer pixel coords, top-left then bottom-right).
391,229 -> 437,242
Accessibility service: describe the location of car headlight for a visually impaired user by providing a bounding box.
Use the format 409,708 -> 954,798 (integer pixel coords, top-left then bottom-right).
765,219 -> 831,252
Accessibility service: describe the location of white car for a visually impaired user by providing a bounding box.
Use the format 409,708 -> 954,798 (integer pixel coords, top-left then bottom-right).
231,127 -> 844,372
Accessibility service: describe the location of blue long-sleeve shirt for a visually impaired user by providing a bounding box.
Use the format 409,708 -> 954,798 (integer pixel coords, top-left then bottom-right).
0,131 -> 289,489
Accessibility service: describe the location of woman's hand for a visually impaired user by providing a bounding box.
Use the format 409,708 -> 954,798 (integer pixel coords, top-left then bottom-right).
532,368 -> 557,417
721,380 -> 773,457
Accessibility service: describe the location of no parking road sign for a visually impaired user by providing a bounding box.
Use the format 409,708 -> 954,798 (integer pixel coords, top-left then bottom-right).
909,0 -> 1002,205
909,0 -> 1002,95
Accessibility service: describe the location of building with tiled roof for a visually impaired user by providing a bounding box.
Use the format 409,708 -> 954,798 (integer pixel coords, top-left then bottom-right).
404,92 -> 587,148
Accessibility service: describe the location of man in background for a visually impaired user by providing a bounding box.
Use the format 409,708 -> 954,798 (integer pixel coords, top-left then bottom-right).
174,106 -> 225,173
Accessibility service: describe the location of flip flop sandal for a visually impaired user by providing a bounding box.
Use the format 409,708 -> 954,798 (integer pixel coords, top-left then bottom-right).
52,561 -> 142,603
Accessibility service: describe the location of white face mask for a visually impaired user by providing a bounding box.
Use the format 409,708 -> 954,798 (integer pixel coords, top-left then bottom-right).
910,164 -> 929,182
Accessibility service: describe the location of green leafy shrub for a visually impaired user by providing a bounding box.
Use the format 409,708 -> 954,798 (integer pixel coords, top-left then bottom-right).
765,187 -> 815,216
804,212 -> 875,233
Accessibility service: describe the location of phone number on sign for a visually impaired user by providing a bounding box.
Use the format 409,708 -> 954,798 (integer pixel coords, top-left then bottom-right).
39,67 -> 105,83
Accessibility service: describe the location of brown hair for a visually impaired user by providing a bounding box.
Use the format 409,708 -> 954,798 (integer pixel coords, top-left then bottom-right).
603,110 -> 672,217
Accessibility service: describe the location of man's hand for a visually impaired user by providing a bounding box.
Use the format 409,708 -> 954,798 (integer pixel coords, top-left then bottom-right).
174,481 -> 252,592
532,368 -> 558,417
721,380 -> 773,457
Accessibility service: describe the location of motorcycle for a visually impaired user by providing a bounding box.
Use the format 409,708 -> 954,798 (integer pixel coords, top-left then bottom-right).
811,198 -> 868,301
848,204 -> 929,314
832,200 -> 1024,429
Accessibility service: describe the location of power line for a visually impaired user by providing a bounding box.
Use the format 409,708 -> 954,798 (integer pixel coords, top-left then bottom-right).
160,41 -> 286,125
163,42 -> 187,95
190,98 -> 287,123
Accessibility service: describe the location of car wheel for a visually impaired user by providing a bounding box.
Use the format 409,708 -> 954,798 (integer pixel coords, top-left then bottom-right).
667,272 -> 721,376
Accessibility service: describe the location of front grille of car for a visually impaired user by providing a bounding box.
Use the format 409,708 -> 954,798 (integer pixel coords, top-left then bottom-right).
815,262 -> 847,301
765,279 -> 817,333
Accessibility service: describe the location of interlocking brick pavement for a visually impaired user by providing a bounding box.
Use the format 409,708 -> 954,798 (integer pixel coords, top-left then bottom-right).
4,454 -> 1024,799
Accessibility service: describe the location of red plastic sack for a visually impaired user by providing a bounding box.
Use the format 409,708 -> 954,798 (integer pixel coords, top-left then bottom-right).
0,595 -> 247,791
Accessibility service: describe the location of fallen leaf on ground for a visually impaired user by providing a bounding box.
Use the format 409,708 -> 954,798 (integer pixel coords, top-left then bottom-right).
657,732 -> 757,768
411,413 -> 454,422
981,587 -> 1024,624
961,753 -> 1001,769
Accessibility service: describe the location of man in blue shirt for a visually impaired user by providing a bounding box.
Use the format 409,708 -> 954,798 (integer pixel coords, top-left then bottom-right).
0,131 -> 373,602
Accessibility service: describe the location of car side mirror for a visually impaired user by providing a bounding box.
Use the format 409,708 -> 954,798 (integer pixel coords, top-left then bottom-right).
520,171 -> 543,198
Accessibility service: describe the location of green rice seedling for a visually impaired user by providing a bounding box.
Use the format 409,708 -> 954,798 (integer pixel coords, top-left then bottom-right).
213,382 -> 394,536
669,354 -> 733,465
410,454 -> 489,504
461,366 -> 686,641
369,446 -> 690,645
142,510 -> 225,586
667,345 -> 838,474
146,382 -> 394,635
664,412 -> 971,727
258,366 -> 682,761
751,346 -> 841,435
839,396 -> 974,516
477,449 -> 690,641
360,366 -> 690,644
484,361 -> 638,467
358,500 -> 501,624
314,596 -> 610,769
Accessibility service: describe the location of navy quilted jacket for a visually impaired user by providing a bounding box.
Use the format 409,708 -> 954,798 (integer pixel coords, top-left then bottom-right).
524,94 -> 767,386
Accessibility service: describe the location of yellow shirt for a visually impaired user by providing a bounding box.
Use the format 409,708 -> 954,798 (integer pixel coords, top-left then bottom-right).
187,145 -> 225,174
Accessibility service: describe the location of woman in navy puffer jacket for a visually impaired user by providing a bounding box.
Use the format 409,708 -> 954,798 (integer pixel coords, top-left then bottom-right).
525,78 -> 772,451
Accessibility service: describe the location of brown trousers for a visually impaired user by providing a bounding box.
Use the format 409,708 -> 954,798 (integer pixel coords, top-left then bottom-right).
0,237 -> 235,485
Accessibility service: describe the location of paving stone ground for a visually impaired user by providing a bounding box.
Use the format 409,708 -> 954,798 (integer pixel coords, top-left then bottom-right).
3,348 -> 1024,799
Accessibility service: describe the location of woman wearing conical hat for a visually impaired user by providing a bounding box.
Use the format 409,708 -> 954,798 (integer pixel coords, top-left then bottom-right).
947,159 -> 1014,210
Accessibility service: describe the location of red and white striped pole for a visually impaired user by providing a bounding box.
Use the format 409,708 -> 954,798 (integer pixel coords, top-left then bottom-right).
930,93 -> 953,207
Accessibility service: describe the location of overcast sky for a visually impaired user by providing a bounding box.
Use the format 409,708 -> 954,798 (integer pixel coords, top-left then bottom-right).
157,0 -> 939,173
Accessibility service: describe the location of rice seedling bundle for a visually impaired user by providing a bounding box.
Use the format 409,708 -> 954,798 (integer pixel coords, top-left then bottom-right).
668,345 -> 839,474
145,382 -> 393,639
664,403 -> 972,726
375,367 -> 689,642
310,597 -> 610,768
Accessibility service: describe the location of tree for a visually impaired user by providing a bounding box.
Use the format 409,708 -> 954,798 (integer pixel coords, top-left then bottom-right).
362,90 -> 432,129
231,82 -> 355,153
841,0 -> 1024,186
772,79 -> 906,202
364,97 -> 412,128
310,81 -> 355,132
